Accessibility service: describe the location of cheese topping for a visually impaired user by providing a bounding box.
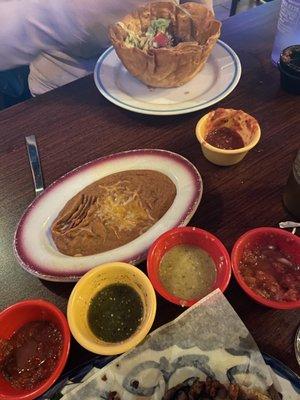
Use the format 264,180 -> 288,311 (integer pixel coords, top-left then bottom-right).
95,181 -> 155,238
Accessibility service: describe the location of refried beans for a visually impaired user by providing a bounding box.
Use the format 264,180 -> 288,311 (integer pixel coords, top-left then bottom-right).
51,170 -> 176,256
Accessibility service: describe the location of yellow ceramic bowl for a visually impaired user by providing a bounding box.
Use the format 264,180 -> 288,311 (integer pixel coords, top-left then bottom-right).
195,108 -> 261,166
67,262 -> 156,355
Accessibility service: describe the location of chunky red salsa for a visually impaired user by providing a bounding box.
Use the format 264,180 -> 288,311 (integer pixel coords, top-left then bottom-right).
0,321 -> 62,390
205,127 -> 244,150
239,244 -> 300,302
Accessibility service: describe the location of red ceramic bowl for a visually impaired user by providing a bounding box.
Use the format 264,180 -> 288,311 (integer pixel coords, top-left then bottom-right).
147,227 -> 231,307
231,227 -> 300,310
0,299 -> 70,400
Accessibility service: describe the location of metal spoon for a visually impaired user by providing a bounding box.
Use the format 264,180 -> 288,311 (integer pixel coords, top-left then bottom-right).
295,325 -> 300,367
279,221 -> 300,234
25,135 -> 44,196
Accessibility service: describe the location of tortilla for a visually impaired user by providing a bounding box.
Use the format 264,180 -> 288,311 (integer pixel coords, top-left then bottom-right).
51,170 -> 176,256
202,108 -> 260,147
109,1 -> 221,88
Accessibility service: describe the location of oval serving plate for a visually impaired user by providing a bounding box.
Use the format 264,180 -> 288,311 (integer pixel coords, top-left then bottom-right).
14,149 -> 202,282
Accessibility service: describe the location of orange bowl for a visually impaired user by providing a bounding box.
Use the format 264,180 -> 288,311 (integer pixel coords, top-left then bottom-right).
0,299 -> 70,400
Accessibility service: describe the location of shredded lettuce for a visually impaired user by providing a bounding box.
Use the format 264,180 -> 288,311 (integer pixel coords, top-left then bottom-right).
146,18 -> 170,36
124,32 -> 140,48
121,18 -> 171,50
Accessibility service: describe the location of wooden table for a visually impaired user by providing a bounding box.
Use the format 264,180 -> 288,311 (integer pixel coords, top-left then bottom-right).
1,0 -> 300,376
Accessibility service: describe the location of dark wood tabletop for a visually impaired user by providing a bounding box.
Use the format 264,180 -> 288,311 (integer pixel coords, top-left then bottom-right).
1,0 -> 300,378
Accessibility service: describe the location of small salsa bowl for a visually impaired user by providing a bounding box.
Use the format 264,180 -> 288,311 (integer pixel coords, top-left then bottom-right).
231,227 -> 300,310
67,262 -> 156,355
195,108 -> 261,166
0,299 -> 70,400
147,227 -> 231,307
278,45 -> 300,95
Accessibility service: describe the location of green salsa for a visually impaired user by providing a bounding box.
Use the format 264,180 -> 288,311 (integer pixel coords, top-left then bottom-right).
159,244 -> 217,300
88,283 -> 144,343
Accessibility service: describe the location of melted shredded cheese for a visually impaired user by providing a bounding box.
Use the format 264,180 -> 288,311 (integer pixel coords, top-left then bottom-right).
95,181 -> 155,238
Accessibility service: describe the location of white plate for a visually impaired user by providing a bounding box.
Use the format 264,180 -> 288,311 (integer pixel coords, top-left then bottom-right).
14,149 -> 202,282
94,41 -> 241,116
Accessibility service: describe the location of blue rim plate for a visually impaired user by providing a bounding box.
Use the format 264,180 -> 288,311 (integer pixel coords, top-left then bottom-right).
263,354 -> 300,395
39,353 -> 300,399
94,41 -> 241,116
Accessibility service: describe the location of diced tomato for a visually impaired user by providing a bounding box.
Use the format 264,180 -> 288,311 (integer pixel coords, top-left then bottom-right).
283,289 -> 299,302
282,274 -> 297,290
272,261 -> 287,275
239,245 -> 300,302
244,276 -> 256,288
0,339 -> 12,365
153,32 -> 169,48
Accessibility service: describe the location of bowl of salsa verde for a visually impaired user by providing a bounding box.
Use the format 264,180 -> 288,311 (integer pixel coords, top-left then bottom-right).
67,262 -> 156,355
0,299 -> 70,400
195,108 -> 261,166
147,227 -> 231,307
231,227 -> 300,309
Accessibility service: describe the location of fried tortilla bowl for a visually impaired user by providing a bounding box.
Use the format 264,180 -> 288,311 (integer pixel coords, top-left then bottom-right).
109,1 -> 221,88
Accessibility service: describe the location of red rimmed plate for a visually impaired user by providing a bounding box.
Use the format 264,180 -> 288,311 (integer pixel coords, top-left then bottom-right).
14,149 -> 202,282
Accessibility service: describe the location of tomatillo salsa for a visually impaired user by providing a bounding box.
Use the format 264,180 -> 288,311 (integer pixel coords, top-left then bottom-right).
88,283 -> 144,343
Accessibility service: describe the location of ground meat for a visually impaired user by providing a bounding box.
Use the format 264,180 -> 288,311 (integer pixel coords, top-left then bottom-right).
228,383 -> 239,400
217,385 -> 228,399
209,379 -> 221,397
162,383 -> 188,400
163,378 -> 241,399
108,391 -> 121,400
130,380 -> 139,389
188,379 -> 205,399
176,390 -> 188,400
109,377 -> 273,400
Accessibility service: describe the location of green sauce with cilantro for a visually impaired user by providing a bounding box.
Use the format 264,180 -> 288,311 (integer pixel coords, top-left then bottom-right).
88,283 -> 144,342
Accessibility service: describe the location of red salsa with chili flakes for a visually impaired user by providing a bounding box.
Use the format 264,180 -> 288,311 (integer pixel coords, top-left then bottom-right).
0,321 -> 63,390
205,127 -> 244,150
239,244 -> 300,302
